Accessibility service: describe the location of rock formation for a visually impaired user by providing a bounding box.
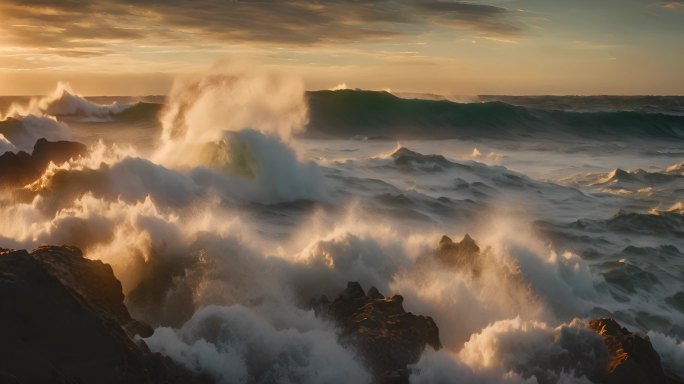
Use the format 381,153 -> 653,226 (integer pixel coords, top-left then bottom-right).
30,245 -> 153,338
391,146 -> 454,171
436,233 -> 481,276
313,282 -> 441,384
0,245 -> 207,384
589,318 -> 683,384
5,241 -> 683,384
0,138 -> 87,187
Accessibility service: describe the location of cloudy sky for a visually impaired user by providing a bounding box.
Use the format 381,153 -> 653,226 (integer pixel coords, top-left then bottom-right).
0,0 -> 682,95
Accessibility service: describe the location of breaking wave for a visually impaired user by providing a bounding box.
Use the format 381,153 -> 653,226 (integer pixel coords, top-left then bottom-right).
2,82 -> 136,122
0,115 -> 72,152
1,65 -> 684,383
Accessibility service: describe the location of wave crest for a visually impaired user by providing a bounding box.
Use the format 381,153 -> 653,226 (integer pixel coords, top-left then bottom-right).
2,82 -> 134,122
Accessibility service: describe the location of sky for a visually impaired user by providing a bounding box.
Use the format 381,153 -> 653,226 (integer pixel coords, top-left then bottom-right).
0,0 -> 683,95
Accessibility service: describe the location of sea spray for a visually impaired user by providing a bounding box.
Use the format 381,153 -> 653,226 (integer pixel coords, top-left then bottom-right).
0,115 -> 72,151
0,68 -> 683,382
1,82 -> 133,121
155,61 -> 308,168
152,61 -> 327,203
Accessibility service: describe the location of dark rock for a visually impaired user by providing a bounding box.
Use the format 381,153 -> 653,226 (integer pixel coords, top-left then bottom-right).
32,137 -> 88,168
589,318 -> 683,384
30,245 -> 153,338
0,248 -> 146,383
0,138 -> 87,187
0,150 -> 39,186
314,282 -> 441,384
0,245 -> 208,384
367,286 -> 384,300
391,147 -> 454,171
436,233 -> 481,276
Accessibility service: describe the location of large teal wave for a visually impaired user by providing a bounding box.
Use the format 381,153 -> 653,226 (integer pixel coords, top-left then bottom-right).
305,90 -> 684,139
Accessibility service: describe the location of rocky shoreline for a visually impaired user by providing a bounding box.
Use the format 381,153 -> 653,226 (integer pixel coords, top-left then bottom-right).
0,243 -> 681,384
0,246 -> 208,384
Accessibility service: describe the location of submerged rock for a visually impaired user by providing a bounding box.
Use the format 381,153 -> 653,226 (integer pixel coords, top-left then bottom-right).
391,146 -> 455,171
0,138 -> 87,187
0,245 -> 207,384
589,318 -> 683,384
313,281 -> 441,384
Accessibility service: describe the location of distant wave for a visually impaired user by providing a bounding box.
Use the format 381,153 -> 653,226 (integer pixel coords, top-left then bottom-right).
567,210 -> 684,238
478,95 -> 684,115
1,83 -> 140,122
0,115 -> 72,152
112,102 -> 162,121
305,90 -> 684,140
564,167 -> 683,188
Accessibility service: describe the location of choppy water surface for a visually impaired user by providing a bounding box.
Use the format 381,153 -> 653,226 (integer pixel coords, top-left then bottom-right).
1,72 -> 683,383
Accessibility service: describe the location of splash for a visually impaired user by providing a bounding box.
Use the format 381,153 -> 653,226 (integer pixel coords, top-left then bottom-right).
0,115 -> 72,152
154,61 -> 308,169
0,133 -> 17,153
1,65 -> 683,383
2,82 -> 133,121
151,62 -> 326,204
145,305 -> 372,384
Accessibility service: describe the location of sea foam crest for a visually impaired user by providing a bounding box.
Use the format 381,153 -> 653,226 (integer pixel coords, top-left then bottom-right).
2,82 -> 133,121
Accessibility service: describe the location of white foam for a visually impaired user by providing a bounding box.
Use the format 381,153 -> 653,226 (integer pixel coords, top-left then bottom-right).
154,61 -> 308,169
189,130 -> 329,204
0,115 -> 72,152
0,133 -> 17,153
2,82 -> 133,121
648,331 -> 684,379
145,305 -> 372,384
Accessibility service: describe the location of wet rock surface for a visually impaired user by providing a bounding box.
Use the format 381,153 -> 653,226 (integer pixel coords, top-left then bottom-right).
0,138 -> 86,187
435,233 -> 481,276
313,281 -> 441,384
30,245 -> 153,338
0,245 -> 207,384
589,318 -> 683,384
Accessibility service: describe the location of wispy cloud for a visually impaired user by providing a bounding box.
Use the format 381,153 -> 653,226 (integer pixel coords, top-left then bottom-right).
661,0 -> 684,9
413,1 -> 521,34
0,0 -> 523,58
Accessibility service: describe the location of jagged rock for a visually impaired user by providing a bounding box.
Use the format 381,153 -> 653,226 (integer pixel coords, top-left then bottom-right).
391,147 -> 454,171
313,282 -> 441,384
368,286 -> 384,300
0,138 -> 87,187
436,233 -> 481,275
32,137 -> 87,168
0,246 -> 208,384
589,318 -> 683,384
30,245 -> 153,338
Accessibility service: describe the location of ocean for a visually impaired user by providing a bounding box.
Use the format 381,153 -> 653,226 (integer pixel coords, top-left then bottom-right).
1,72 -> 683,383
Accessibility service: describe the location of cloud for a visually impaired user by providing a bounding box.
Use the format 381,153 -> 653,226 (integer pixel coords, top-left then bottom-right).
0,0 -> 523,57
413,1 -> 520,34
661,1 -> 684,9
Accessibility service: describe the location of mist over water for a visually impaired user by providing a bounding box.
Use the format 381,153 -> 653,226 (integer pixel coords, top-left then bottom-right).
1,64 -> 683,383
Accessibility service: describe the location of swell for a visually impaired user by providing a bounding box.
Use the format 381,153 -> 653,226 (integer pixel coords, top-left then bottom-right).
305,90 -> 684,140
110,102 -> 162,122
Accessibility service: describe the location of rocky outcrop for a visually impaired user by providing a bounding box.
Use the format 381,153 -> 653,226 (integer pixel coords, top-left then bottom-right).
391,146 -> 454,171
313,282 -> 441,384
0,138 -> 87,187
30,245 -> 153,338
436,233 -> 481,276
589,318 -> 683,384
0,246 -> 207,384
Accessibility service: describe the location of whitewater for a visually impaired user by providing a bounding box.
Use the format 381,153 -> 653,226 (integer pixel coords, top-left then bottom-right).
1,64 -> 683,383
